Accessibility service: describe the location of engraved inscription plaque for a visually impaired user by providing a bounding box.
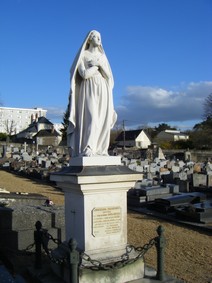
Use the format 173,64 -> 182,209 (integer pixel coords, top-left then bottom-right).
92,206 -> 121,237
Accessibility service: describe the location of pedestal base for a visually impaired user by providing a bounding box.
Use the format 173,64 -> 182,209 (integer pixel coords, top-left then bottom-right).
50,158 -> 143,282
69,156 -> 121,166
51,245 -> 145,283
79,258 -> 145,283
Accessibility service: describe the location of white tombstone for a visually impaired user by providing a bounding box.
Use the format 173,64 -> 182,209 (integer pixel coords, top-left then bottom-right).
179,171 -> 188,181
206,162 -> 212,173
136,165 -> 144,172
158,147 -> 166,160
172,165 -> 180,173
22,152 -> 32,162
160,160 -> 168,168
178,160 -> 185,168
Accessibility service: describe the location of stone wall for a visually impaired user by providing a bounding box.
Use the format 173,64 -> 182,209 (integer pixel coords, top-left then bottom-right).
163,149 -> 212,162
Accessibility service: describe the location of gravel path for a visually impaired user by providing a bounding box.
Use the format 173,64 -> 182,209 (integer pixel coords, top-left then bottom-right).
0,170 -> 211,283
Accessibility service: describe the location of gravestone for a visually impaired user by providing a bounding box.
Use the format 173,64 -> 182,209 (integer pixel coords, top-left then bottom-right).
193,174 -> 207,187
172,165 -> 180,173
179,171 -> 188,181
0,202 -> 65,251
22,152 -> 32,162
208,175 -> 212,187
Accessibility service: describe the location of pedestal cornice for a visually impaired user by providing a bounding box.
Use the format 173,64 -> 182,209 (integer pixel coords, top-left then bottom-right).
50,165 -> 142,185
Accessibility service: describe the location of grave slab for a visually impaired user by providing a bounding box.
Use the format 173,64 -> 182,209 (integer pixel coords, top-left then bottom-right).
193,174 -> 207,187
0,204 -> 65,250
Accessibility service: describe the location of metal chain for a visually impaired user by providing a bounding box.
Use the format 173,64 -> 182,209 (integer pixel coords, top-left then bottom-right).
14,243 -> 36,257
16,233 -> 157,269
25,242 -> 35,252
43,231 -> 62,245
80,237 -> 156,271
47,252 -> 67,265
17,230 -> 64,263
41,230 -> 67,264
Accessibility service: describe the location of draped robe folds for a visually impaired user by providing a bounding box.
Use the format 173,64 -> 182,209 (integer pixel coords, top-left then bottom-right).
67,48 -> 117,157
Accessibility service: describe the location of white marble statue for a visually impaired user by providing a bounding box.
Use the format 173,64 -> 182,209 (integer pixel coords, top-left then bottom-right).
67,30 -> 117,157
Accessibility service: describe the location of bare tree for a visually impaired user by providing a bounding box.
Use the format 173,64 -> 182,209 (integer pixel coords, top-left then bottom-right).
203,93 -> 212,120
4,119 -> 17,135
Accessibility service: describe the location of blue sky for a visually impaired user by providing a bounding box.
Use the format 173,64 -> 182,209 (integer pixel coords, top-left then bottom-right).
0,0 -> 211,130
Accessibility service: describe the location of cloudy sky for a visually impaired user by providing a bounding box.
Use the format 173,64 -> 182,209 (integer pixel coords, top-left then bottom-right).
0,0 -> 211,130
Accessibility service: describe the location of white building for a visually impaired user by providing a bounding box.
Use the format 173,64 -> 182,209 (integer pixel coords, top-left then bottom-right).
0,107 -> 47,134
156,130 -> 189,141
115,129 -> 151,149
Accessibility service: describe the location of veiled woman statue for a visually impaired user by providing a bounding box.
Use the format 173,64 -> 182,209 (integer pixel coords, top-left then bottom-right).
67,30 -> 117,157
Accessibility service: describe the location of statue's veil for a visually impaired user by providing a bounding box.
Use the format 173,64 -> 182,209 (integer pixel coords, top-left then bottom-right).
67,30 -> 115,149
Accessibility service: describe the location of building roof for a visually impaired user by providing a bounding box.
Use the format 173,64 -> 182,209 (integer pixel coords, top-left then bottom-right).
115,129 -> 143,141
16,116 -> 53,137
17,124 -> 38,135
164,130 -> 180,134
160,130 -> 188,137
29,116 -> 53,127
35,129 -> 60,137
37,116 -> 53,124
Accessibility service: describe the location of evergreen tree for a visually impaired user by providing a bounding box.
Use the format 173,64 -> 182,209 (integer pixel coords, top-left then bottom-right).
203,93 -> 212,120
154,123 -> 176,134
192,117 -> 212,149
61,106 -> 70,141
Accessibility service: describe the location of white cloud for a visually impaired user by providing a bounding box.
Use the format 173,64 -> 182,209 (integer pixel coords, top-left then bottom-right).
115,81 -> 212,128
126,86 -> 176,108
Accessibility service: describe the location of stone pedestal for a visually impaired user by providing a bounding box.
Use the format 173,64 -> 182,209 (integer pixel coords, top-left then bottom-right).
50,156 -> 144,282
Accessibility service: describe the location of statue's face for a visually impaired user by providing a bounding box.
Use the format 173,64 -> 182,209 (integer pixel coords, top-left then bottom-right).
90,31 -> 101,47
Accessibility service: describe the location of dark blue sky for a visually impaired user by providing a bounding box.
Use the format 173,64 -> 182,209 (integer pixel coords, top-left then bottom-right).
0,0 -> 211,129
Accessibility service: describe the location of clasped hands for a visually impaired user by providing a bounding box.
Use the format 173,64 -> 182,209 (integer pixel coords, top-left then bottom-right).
88,59 -> 101,68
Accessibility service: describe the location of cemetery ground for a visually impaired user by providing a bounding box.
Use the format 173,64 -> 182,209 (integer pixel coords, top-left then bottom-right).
0,170 -> 211,283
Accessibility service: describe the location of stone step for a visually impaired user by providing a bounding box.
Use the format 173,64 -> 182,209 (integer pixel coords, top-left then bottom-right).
27,265 -> 184,283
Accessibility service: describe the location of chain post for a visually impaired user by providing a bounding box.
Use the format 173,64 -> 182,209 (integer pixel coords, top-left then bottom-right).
155,225 -> 165,281
34,221 -> 43,269
69,238 -> 79,283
